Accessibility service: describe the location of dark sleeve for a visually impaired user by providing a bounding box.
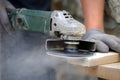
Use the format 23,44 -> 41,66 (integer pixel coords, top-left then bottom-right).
8,0 -> 51,11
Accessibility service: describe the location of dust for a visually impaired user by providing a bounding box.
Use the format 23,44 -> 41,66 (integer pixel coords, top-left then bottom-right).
1,31 -> 63,80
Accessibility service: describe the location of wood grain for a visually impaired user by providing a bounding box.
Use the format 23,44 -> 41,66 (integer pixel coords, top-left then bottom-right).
77,62 -> 120,80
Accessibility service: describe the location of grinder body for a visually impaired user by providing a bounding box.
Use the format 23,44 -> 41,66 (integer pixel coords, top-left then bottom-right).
10,8 -> 96,57
10,8 -> 52,34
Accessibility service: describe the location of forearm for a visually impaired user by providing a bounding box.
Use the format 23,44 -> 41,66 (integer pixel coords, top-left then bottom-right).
81,0 -> 105,32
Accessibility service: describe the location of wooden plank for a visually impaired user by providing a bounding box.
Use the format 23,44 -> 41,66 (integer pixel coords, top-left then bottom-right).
98,62 -> 120,80
77,62 -> 120,80
67,52 -> 120,67
48,52 -> 120,80
48,52 -> 120,67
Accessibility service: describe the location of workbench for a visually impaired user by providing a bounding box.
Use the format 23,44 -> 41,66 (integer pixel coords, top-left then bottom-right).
76,62 -> 120,80
49,52 -> 120,80
67,52 -> 120,80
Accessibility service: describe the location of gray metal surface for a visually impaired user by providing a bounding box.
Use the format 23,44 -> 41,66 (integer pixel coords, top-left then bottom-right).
1,31 -> 55,80
46,39 -> 96,51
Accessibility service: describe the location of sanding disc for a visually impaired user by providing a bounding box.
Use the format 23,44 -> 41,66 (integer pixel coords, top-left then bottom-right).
47,50 -> 93,58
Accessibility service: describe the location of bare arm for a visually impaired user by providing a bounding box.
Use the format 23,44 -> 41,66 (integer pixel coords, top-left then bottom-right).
81,0 -> 105,31
81,0 -> 120,53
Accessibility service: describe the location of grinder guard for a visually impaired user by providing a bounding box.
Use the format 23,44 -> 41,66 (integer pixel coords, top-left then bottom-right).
46,39 -> 96,57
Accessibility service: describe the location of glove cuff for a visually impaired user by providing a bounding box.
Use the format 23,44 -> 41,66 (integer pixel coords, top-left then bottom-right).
82,29 -> 104,40
86,29 -> 104,34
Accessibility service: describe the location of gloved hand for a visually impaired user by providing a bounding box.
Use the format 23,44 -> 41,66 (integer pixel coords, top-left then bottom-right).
83,29 -> 120,53
0,0 -> 15,33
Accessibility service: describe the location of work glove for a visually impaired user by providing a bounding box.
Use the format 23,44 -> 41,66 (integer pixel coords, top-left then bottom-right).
0,0 -> 15,33
83,29 -> 120,53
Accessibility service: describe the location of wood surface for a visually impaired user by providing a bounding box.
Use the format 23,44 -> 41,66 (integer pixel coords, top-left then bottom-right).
67,52 -> 120,67
49,52 -> 120,80
77,62 -> 120,80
